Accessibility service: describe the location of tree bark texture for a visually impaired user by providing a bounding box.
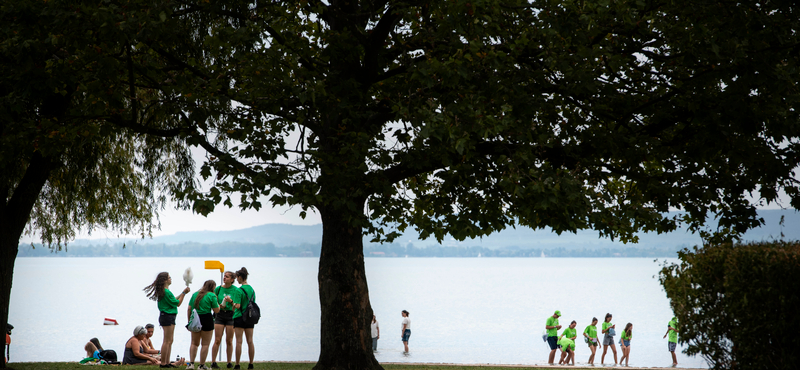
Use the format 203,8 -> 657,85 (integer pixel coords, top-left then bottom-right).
313,204 -> 383,370
0,153 -> 56,368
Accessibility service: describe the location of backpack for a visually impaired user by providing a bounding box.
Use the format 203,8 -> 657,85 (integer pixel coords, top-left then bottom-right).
241,288 -> 261,325
98,349 -> 118,363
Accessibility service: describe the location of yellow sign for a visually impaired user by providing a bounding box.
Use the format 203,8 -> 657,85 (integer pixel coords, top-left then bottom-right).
204,260 -> 224,272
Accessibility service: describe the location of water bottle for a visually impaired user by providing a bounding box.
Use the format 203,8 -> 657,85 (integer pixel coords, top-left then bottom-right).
176,355 -> 180,362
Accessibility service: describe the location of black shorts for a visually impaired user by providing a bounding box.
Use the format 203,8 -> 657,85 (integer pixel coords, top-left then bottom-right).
547,336 -> 558,350
159,312 -> 177,327
215,310 -> 234,326
234,316 -> 255,329
199,313 -> 215,332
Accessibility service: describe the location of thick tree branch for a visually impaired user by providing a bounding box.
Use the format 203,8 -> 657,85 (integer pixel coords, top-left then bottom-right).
107,115 -> 187,138
363,5 -> 403,83
4,152 -> 59,240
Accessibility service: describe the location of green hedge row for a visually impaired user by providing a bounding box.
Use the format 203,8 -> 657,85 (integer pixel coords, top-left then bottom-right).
659,241 -> 800,369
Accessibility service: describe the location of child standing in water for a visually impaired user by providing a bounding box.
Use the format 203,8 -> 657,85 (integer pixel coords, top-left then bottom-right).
583,317 -> 600,365
600,313 -> 617,365
619,323 -> 633,366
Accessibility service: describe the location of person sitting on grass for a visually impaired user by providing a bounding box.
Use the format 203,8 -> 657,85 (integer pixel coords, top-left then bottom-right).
84,338 -> 103,359
123,326 -> 160,365
142,324 -> 161,360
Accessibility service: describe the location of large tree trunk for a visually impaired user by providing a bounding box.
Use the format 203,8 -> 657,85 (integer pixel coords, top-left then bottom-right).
0,153 -> 56,368
313,203 -> 382,370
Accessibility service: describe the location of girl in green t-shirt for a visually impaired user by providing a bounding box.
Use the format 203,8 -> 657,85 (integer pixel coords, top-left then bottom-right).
234,267 -> 256,370
187,280 -> 220,369
619,323 -> 633,366
212,271 -> 241,368
561,321 -> 578,365
600,313 -> 617,365
144,271 -> 190,367
583,317 -> 600,365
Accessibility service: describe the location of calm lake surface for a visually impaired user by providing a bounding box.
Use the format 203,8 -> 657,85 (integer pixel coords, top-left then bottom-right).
9,257 -> 705,368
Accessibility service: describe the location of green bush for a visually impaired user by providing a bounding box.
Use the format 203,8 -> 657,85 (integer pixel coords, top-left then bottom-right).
659,241 -> 800,369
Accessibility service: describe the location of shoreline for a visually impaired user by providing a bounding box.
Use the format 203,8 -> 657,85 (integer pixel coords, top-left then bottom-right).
6,360 -> 705,370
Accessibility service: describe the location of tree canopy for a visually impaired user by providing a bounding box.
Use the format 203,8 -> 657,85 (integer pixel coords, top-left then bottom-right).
2,0 -> 799,368
1,1 -> 195,365
157,0 -> 800,243
135,0 -> 798,368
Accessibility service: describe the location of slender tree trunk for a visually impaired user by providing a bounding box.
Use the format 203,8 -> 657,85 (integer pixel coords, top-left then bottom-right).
313,202 -> 382,370
0,232 -> 18,368
0,153 -> 56,368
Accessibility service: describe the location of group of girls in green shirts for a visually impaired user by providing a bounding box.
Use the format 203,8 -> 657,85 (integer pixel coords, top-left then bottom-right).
145,267 -> 257,370
553,312 -> 634,366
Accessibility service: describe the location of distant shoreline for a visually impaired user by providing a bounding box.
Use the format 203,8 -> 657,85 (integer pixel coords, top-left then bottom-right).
17,240 -> 684,258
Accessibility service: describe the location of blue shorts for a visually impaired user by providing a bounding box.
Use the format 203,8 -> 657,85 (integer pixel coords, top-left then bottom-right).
622,339 -> 631,347
547,336 -> 558,350
668,342 -> 677,352
402,329 -> 411,342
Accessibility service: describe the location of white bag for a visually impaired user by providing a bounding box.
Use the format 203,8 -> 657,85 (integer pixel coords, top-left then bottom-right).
542,330 -> 548,343
187,309 -> 202,332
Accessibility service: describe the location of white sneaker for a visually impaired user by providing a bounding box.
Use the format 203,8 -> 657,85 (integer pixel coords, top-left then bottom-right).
198,365 -> 208,370
186,364 -> 194,370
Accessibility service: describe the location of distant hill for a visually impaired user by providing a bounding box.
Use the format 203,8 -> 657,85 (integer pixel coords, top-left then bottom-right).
64,209 -> 798,249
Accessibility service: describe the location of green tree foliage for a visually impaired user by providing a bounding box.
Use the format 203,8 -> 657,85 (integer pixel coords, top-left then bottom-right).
659,241 -> 800,369
4,0 -> 800,369
89,0 -> 797,368
0,1 -> 196,364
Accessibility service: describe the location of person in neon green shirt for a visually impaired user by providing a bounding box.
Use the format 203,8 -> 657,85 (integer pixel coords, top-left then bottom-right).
187,280 -> 220,369
144,272 -> 190,367
663,317 -> 678,365
557,336 -> 575,365
545,310 -> 562,364
600,313 -> 617,365
619,322 -> 633,366
561,321 -> 577,365
583,317 -> 600,365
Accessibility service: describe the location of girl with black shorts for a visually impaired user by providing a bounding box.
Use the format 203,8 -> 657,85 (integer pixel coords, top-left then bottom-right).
211,271 -> 241,369
144,272 -> 189,368
233,267 -> 256,370
187,280 -> 220,370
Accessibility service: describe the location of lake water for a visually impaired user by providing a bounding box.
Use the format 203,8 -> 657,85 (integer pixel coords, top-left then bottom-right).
8,257 -> 705,368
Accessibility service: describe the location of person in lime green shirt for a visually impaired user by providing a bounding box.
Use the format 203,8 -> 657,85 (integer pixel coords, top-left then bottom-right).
561,321 -> 577,365
233,267 -> 257,370
600,313 -> 617,365
557,336 -> 575,365
187,280 -> 220,369
583,317 -> 600,365
663,317 -> 678,365
144,271 -> 190,367
619,322 -> 633,366
211,271 -> 243,368
545,310 -> 562,364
